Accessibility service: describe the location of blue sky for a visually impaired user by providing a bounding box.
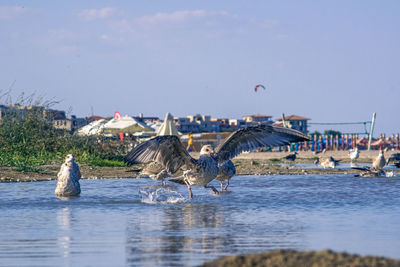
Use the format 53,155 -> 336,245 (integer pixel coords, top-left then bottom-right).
0,1 -> 399,135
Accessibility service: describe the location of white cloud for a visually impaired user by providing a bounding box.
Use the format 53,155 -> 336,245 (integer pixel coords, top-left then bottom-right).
260,19 -> 279,29
136,10 -> 228,26
0,6 -> 27,20
78,7 -> 115,21
52,45 -> 80,54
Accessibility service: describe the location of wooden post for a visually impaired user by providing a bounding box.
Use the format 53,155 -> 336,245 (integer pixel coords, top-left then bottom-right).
314,135 -> 317,151
355,134 -> 359,149
341,135 -> 344,150
368,112 -> 376,151
335,135 -> 338,151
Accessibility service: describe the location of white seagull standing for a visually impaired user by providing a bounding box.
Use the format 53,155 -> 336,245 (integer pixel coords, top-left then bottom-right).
372,150 -> 386,170
125,125 -> 310,198
349,147 -> 359,163
55,154 -> 82,197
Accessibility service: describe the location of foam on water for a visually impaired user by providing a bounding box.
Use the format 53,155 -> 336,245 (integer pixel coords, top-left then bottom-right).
139,187 -> 187,204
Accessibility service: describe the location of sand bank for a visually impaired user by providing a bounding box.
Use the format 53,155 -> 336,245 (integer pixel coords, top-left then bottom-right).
1,151 -> 398,182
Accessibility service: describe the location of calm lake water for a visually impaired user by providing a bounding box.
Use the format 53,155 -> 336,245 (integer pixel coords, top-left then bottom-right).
0,174 -> 399,267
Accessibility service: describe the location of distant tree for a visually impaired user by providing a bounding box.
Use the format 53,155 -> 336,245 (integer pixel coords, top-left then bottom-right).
309,131 -> 322,137
324,130 -> 342,137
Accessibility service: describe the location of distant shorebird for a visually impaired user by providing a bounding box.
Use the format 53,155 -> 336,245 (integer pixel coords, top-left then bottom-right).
125,125 -> 310,198
372,150 -> 386,170
55,154 -> 82,197
349,147 -> 359,162
284,152 -> 298,161
320,156 -> 340,169
215,160 -> 236,191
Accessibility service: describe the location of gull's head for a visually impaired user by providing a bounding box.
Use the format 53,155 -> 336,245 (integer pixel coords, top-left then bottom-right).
65,154 -> 75,163
200,145 -> 215,156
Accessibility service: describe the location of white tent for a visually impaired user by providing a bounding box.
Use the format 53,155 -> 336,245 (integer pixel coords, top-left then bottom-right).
76,119 -> 107,136
103,115 -> 154,134
157,112 -> 180,136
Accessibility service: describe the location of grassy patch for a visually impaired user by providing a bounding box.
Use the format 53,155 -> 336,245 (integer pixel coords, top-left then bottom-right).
0,94 -> 130,171
82,158 -> 127,167
269,158 -> 282,162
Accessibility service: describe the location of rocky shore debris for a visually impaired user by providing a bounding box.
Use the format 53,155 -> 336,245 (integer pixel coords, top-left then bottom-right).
201,249 -> 400,267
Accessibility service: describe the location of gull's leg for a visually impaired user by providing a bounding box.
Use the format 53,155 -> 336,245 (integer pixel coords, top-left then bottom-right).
220,181 -> 224,191
162,179 -> 166,186
224,179 -> 230,191
204,184 -> 219,195
184,179 -> 193,199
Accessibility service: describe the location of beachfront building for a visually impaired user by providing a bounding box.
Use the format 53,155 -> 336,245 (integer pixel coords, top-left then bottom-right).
175,114 -> 220,133
210,118 -> 233,132
242,114 -> 274,125
53,115 -> 91,132
133,113 -> 160,124
229,119 -> 247,129
174,117 -> 201,133
274,114 -> 310,134
0,104 -> 90,132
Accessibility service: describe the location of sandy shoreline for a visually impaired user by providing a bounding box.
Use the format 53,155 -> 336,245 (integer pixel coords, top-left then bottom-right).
1,150 -> 398,182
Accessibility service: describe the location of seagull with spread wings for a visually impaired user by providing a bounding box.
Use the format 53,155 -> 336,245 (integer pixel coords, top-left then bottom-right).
215,159 -> 236,191
125,125 -> 310,198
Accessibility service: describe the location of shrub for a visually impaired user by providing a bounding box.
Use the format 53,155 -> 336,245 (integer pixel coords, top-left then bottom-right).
0,92 -> 127,171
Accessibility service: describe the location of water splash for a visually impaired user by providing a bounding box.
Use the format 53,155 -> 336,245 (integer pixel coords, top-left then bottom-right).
386,171 -> 394,178
139,187 -> 187,204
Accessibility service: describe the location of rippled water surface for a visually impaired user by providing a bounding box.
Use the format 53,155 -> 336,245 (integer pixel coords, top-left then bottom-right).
1,174 -> 400,266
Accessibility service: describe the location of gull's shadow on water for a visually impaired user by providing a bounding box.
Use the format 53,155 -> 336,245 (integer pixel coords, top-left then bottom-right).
125,179 -> 310,266
125,201 -> 234,266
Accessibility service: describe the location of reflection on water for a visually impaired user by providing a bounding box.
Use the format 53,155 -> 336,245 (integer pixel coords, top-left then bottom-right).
56,207 -> 72,258
126,203 -> 231,266
0,175 -> 399,266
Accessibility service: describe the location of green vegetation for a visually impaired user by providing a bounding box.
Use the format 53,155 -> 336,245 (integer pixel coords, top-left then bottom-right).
310,130 -> 342,138
324,130 -> 342,137
0,93 -> 127,172
269,158 -> 282,162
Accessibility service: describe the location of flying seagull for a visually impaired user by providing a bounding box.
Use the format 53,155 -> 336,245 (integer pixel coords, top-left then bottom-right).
125,125 -> 310,198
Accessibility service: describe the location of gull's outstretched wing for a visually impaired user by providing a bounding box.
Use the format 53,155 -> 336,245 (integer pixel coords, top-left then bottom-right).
125,135 -> 196,174
215,125 -> 310,164
141,161 -> 166,176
